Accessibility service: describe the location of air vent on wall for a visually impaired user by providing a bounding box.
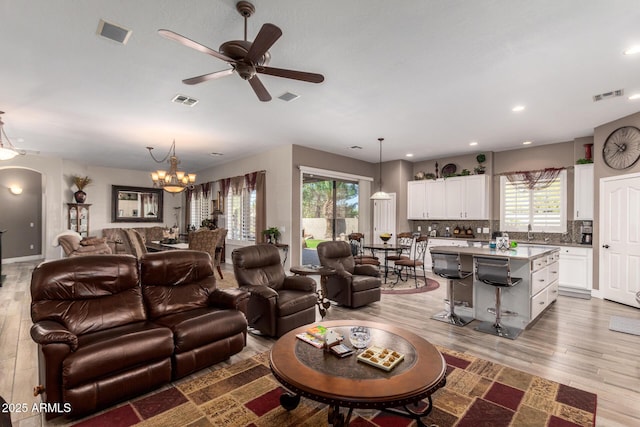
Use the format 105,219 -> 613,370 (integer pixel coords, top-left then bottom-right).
96,19 -> 132,45
172,94 -> 199,106
593,89 -> 624,102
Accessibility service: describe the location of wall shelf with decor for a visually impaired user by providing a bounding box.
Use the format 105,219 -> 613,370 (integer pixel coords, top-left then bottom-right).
67,203 -> 91,238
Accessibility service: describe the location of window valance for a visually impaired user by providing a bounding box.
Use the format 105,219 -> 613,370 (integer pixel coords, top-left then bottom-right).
499,167 -> 565,191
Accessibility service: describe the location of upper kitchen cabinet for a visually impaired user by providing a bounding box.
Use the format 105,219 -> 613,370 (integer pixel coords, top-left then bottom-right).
574,164 -> 593,220
407,175 -> 489,220
407,179 -> 445,219
445,175 -> 490,220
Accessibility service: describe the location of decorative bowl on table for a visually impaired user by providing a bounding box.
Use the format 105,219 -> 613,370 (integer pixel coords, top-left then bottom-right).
349,326 -> 372,349
379,233 -> 392,243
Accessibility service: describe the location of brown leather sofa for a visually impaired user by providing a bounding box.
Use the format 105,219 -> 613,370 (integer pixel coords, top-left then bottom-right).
30,251 -> 249,419
232,244 -> 318,337
317,240 -> 382,308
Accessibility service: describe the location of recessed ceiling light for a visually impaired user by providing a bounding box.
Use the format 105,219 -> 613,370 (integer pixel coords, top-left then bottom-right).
406,153 -> 414,157
209,152 -> 223,157
623,45 -> 640,55
629,93 -> 640,100
349,145 -> 362,150
469,141 -> 478,146
522,141 -> 532,145
512,105 -> 526,112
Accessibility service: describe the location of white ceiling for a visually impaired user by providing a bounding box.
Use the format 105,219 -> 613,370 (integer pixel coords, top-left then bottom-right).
1,0 -> 640,173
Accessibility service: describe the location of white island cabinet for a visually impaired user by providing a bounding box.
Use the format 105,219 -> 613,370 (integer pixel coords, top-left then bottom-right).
428,245 -> 560,330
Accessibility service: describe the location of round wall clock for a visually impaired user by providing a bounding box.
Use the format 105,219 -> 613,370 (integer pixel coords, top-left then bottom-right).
602,126 -> 640,169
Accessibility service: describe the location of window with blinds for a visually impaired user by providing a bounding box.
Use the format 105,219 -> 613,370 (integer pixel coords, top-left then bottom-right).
226,188 -> 256,241
189,193 -> 211,230
500,170 -> 567,232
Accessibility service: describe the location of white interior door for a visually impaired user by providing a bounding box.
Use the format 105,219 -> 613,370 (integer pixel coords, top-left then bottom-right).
600,173 -> 640,307
373,193 -> 396,244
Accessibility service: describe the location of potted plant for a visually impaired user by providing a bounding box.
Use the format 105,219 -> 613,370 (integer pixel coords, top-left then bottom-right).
71,175 -> 92,203
262,226 -> 281,244
474,153 -> 486,174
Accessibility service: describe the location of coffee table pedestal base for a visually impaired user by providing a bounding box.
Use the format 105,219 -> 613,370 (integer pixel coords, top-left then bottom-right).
279,391 -> 437,427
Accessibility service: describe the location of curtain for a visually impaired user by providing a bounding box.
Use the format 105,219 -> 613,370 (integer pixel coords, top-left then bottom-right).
255,171 -> 266,243
230,176 -> 244,195
501,167 -> 565,191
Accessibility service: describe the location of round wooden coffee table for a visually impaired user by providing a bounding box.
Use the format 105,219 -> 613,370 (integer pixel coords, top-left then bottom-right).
269,320 -> 446,426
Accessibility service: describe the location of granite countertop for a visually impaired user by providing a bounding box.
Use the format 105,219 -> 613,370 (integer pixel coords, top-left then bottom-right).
429,244 -> 559,260
428,236 -> 592,249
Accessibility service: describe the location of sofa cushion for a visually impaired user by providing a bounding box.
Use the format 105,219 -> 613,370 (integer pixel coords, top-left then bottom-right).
64,321 -> 174,389
276,290 -> 318,317
140,251 -> 216,319
31,255 -> 145,335
153,308 -> 247,354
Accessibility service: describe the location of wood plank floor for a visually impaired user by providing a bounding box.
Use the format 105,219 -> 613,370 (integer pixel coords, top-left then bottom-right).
1,260 -> 639,426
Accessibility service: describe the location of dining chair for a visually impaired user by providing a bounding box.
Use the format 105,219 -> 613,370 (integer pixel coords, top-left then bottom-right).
348,233 -> 380,266
392,236 -> 429,287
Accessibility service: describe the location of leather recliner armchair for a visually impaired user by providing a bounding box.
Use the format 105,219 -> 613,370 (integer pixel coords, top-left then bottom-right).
232,244 -> 318,337
317,240 -> 381,308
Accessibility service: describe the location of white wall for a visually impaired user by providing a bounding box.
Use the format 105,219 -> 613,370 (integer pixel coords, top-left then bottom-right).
197,144 -> 293,266
2,154 -> 181,261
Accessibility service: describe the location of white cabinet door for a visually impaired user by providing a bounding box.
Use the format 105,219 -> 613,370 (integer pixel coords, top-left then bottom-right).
407,181 -> 427,219
574,164 -> 594,220
425,179 -> 446,219
464,175 -> 489,219
444,178 -> 464,219
559,247 -> 592,291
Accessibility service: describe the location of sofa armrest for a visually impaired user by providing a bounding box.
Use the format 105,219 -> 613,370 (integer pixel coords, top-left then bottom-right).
240,285 -> 279,300
30,320 -> 78,351
282,275 -> 316,292
209,288 -> 250,311
353,264 -> 379,277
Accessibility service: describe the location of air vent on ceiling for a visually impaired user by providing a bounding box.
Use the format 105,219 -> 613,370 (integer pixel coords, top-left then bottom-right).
172,94 -> 199,106
96,19 -> 132,45
593,89 -> 624,102
278,92 -> 300,102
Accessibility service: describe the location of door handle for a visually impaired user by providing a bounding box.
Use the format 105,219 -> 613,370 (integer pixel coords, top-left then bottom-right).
602,244 -> 610,249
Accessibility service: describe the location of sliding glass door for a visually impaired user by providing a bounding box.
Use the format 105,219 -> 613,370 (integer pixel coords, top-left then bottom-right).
302,174 -> 359,243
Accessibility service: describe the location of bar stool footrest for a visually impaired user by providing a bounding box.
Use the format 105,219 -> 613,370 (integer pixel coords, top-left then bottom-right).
431,310 -> 474,327
474,321 -> 522,340
487,308 -> 518,317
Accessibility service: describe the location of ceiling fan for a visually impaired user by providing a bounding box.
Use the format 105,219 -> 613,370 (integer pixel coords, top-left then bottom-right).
158,1 -> 324,102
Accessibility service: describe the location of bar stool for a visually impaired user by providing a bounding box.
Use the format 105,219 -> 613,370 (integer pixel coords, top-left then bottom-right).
430,252 -> 474,326
474,257 -> 523,339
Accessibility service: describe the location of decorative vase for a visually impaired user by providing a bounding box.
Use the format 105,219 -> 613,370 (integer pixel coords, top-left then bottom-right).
584,143 -> 594,161
74,190 -> 87,203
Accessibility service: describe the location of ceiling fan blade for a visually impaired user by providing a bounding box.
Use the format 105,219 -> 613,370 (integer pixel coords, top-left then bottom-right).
246,23 -> 282,64
182,69 -> 235,85
158,29 -> 236,63
248,75 -> 272,102
257,66 -> 324,83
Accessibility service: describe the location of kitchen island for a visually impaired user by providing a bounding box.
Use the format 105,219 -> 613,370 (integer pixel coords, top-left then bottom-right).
429,244 -> 560,331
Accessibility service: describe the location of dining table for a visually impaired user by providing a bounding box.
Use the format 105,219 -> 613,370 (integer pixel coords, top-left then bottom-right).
362,243 -> 407,283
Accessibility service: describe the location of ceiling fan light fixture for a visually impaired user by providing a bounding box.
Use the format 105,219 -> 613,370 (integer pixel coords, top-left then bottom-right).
370,137 -> 391,201
0,112 -> 24,161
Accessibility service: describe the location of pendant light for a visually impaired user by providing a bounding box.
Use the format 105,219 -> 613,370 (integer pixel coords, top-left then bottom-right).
370,137 -> 391,200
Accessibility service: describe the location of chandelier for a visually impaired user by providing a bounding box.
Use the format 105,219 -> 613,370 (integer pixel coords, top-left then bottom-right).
370,137 -> 391,200
147,140 -> 196,193
0,111 -> 24,161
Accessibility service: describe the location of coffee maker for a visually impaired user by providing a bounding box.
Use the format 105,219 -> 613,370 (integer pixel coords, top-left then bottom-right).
580,221 -> 593,245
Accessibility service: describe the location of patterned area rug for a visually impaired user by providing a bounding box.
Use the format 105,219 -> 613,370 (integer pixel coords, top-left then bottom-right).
380,277 -> 440,294
72,347 -> 597,427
